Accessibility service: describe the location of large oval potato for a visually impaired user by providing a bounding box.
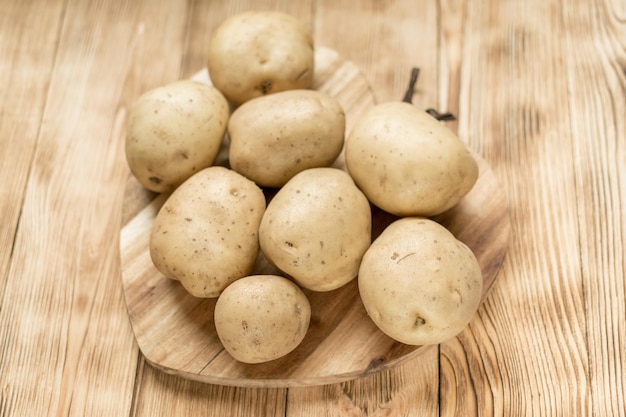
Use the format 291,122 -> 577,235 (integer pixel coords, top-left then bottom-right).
358,217 -> 483,345
228,90 -> 346,187
259,168 -> 371,292
125,80 -> 229,193
345,101 -> 478,216
214,274 -> 311,364
149,166 -> 265,298
207,11 -> 314,106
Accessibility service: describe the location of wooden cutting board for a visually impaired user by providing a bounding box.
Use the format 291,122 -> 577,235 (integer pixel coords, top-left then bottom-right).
119,47 -> 510,388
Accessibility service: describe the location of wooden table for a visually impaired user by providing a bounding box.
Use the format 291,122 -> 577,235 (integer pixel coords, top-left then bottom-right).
1,0 -> 624,415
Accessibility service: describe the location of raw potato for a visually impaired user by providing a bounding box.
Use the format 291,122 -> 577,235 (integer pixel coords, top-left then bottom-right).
214,275 -> 311,364
228,90 -> 346,187
358,217 -> 483,346
345,101 -> 479,217
259,168 -> 372,292
125,80 -> 229,193
207,11 -> 314,106
149,166 -> 265,298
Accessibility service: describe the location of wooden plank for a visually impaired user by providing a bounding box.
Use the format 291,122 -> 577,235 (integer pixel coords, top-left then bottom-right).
0,0 -> 64,299
133,365 -> 287,416
0,1 -> 68,414
287,346 -> 440,416
438,0 -> 606,415
0,0 -> 190,416
438,0 -> 467,134
563,1 -> 626,415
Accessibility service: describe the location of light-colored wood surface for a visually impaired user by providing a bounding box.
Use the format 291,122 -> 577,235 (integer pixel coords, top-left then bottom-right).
1,0 -> 624,415
119,47 -> 509,387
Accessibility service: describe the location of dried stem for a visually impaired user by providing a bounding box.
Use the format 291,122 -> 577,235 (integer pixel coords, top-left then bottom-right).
426,108 -> 456,121
402,67 -> 457,121
402,67 -> 420,103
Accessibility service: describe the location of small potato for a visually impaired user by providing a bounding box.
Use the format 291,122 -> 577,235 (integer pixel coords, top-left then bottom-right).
214,275 -> 311,364
259,168 -> 371,292
228,90 -> 346,187
358,217 -> 483,346
207,11 -> 314,106
126,80 -> 229,193
149,166 -> 265,298
345,101 -> 479,216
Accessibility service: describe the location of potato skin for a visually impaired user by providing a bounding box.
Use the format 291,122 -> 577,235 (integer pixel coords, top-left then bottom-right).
345,101 -> 479,216
125,80 -> 229,193
207,11 -> 314,106
214,274 -> 311,364
228,90 -> 346,187
149,166 -> 265,298
358,217 -> 483,346
259,168 -> 372,292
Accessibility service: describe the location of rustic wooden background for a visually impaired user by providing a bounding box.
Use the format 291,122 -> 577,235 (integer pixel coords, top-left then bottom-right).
1,0 -> 624,416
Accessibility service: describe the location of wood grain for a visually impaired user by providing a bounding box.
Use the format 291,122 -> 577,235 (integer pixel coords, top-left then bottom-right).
439,1 -> 626,416
564,1 -> 626,415
0,0 -> 189,416
0,1 -> 64,299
